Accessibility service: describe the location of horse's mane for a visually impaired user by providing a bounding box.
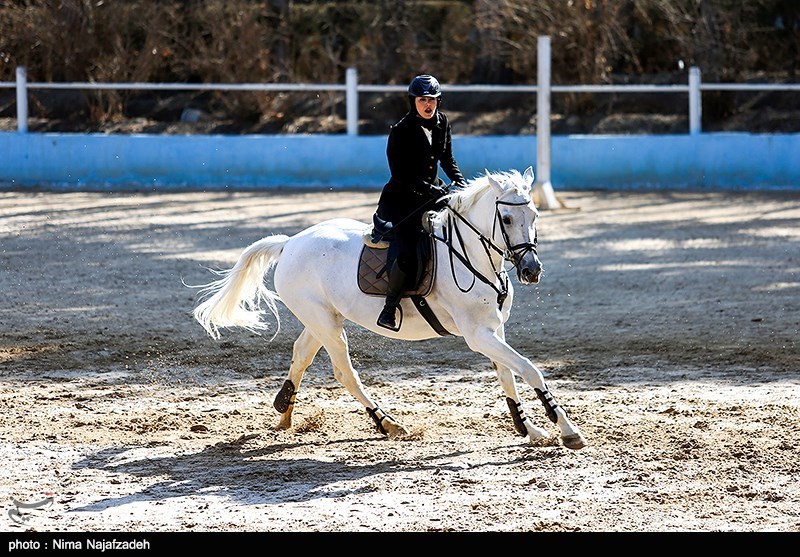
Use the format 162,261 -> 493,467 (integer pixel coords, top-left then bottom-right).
445,169 -> 529,213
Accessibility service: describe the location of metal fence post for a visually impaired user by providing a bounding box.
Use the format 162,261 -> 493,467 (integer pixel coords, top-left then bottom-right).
689,66 -> 702,135
535,36 -> 559,209
16,66 -> 28,133
346,67 -> 358,136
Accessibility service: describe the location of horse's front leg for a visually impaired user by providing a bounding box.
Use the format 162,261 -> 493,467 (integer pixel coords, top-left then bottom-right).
467,329 -> 587,450
490,326 -> 551,443
491,361 -> 551,444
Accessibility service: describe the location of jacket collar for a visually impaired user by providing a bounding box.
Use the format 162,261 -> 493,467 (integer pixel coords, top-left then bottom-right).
411,110 -> 442,130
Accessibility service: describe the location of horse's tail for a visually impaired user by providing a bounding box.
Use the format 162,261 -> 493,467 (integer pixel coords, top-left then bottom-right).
191,234 -> 290,340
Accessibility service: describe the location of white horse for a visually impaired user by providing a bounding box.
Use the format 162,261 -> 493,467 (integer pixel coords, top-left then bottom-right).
191,167 -> 586,450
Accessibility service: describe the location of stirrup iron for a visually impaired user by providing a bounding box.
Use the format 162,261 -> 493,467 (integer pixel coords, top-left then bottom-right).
376,304 -> 402,332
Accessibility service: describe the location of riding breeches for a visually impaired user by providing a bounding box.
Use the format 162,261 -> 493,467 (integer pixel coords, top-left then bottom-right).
392,218 -> 424,277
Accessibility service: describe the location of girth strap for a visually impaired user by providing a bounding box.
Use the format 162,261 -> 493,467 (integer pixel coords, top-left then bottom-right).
410,295 -> 453,337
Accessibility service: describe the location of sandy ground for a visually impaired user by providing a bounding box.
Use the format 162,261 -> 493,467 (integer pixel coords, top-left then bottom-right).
0,185 -> 798,534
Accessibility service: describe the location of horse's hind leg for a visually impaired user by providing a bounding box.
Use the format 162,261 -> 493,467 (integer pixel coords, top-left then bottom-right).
304,314 -> 408,438
491,361 -> 551,443
273,327 -> 322,430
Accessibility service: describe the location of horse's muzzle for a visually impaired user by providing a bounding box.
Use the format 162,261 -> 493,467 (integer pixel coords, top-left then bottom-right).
518,266 -> 541,284
515,250 -> 542,284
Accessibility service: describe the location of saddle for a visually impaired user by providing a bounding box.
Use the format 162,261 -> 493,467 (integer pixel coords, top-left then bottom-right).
358,213 -> 452,336
357,234 -> 435,298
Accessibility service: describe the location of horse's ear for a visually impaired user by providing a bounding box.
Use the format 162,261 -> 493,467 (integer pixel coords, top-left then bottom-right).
486,170 -> 504,194
523,166 -> 535,185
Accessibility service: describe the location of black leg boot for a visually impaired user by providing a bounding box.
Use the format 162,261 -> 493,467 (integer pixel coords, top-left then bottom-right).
377,263 -> 407,331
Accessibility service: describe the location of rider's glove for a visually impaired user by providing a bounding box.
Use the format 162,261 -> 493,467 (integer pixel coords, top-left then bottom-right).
413,179 -> 445,199
429,182 -> 449,198
448,180 -> 465,193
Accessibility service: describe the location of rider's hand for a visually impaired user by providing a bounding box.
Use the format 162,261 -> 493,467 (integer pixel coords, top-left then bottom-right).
413,179 -> 445,199
430,182 -> 448,198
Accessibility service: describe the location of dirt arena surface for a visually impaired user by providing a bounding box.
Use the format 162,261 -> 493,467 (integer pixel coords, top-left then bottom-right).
0,184 -> 798,534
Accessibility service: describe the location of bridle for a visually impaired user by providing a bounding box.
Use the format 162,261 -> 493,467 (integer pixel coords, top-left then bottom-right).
493,199 -> 539,269
431,196 -> 538,309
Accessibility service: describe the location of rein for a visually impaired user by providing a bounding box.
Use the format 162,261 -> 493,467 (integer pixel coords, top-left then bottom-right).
430,198 -> 537,309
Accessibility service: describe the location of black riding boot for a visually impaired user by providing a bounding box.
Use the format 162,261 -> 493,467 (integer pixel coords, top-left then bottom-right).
377,262 -> 407,330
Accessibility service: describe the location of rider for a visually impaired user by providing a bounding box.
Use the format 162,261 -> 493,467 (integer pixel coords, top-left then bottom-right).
374,74 -> 466,330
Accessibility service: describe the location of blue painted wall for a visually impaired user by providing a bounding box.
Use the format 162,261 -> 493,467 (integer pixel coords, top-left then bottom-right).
0,131 -> 797,190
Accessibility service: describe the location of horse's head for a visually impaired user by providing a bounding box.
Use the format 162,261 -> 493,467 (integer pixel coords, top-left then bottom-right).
484,166 -> 542,284
441,166 -> 543,285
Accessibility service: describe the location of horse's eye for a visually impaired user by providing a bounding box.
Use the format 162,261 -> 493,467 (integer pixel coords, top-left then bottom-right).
502,215 -> 512,225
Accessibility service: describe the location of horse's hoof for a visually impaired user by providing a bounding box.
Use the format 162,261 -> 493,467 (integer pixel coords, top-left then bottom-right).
383,420 -> 409,439
275,415 -> 292,430
562,433 -> 587,450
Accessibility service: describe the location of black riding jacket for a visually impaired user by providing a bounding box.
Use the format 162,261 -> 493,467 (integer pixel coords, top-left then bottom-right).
376,110 -> 464,225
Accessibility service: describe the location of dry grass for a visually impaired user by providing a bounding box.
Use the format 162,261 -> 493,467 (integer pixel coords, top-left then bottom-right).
0,1 -> 796,129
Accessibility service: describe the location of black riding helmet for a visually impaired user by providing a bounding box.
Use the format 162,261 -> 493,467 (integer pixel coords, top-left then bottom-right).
408,74 -> 441,98
408,74 -> 442,112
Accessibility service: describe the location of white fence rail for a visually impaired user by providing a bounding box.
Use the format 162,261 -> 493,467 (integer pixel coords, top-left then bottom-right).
3,36 -> 799,205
